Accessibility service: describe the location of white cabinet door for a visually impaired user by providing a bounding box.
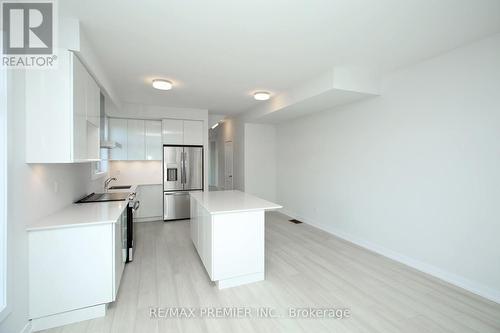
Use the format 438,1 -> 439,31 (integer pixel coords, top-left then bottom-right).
29,224 -> 114,319
162,119 -> 183,144
85,72 -> 100,160
72,55 -> 88,161
190,197 -> 199,249
127,119 -> 145,160
25,50 -> 100,163
183,120 -> 203,145
26,50 -> 72,162
72,54 -> 101,162
86,72 -> 100,127
197,204 -> 205,263
145,120 -> 162,161
109,118 -> 128,160
113,212 -> 125,299
134,185 -> 163,220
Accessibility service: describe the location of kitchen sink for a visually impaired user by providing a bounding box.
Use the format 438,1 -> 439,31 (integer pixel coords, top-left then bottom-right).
108,185 -> 132,190
75,192 -> 131,203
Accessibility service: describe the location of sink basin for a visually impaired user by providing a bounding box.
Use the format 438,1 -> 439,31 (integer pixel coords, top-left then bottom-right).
108,185 -> 132,190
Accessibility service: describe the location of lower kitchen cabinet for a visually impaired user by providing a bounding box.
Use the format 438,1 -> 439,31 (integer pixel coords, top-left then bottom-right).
28,209 -> 126,327
134,184 -> 163,221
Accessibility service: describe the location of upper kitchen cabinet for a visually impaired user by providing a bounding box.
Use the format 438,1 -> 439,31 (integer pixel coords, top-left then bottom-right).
183,120 -> 204,145
108,118 -> 162,161
25,50 -> 101,163
162,119 -> 183,144
109,118 -> 128,160
162,119 -> 204,146
145,120 -> 162,160
127,119 -> 145,160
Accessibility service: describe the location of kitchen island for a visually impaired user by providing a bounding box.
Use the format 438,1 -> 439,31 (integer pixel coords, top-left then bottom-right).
190,190 -> 282,289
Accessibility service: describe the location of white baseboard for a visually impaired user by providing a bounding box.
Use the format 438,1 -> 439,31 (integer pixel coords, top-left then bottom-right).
20,321 -> 32,333
278,208 -> 500,304
217,272 -> 265,289
134,216 -> 162,223
30,304 -> 106,332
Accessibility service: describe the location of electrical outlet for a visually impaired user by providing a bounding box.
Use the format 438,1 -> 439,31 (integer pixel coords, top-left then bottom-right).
53,181 -> 59,194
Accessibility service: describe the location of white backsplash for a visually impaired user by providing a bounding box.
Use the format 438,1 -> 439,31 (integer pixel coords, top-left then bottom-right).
109,160 -> 162,186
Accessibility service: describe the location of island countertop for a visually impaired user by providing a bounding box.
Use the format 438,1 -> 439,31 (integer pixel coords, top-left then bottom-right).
190,190 -> 282,215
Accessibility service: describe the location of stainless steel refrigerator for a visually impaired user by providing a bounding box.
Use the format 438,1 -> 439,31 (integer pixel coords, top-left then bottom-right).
163,145 -> 203,221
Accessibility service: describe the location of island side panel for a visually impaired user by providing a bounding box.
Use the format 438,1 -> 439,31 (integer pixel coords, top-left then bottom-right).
190,196 -> 213,279
212,210 -> 265,282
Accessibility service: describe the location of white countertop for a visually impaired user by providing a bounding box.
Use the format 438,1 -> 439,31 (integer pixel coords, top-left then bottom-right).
190,190 -> 282,215
26,185 -> 139,232
26,201 -> 129,231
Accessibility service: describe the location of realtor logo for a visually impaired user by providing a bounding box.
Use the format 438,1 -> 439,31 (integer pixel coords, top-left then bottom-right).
1,0 -> 57,68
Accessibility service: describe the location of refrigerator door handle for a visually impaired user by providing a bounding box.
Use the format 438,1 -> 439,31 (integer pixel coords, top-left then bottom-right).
181,151 -> 186,184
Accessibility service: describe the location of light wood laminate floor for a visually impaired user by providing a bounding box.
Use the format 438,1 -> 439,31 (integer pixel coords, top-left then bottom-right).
43,212 -> 500,333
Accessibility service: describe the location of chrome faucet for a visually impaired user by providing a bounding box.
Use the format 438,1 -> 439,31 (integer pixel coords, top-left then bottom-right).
104,177 -> 117,192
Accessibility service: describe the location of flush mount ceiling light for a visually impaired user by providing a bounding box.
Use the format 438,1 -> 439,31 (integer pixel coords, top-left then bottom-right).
152,79 -> 173,90
253,91 -> 271,101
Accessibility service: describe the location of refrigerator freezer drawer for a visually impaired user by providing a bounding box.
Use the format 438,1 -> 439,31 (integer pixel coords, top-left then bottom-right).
164,192 -> 190,221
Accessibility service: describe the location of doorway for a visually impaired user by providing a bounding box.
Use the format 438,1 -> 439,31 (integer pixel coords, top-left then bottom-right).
224,141 -> 233,190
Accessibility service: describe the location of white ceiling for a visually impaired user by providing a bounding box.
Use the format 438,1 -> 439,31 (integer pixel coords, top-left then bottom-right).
60,0 -> 500,115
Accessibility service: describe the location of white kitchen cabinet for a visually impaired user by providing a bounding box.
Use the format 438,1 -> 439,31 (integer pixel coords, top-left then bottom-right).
162,119 -> 183,144
28,221 -> 123,320
86,69 -> 101,128
145,120 -> 162,160
183,120 -> 204,145
114,210 -> 126,298
109,118 -> 128,160
134,185 -> 163,221
28,209 -> 126,331
109,119 -> 162,161
25,49 -> 101,163
127,119 -> 145,160
72,56 -> 87,161
162,119 -> 204,145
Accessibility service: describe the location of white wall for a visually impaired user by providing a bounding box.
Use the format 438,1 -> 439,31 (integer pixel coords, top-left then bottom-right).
109,161 -> 162,185
244,123 -> 277,202
276,34 -> 500,302
0,72 -> 106,333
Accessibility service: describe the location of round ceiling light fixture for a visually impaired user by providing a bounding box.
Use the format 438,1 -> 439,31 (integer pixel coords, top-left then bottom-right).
152,79 -> 173,90
253,91 -> 271,101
